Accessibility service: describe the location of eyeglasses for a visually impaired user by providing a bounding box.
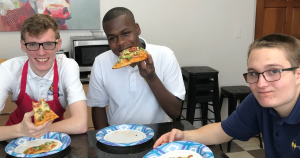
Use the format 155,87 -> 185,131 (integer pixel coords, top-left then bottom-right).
23,39 -> 58,51
243,67 -> 299,84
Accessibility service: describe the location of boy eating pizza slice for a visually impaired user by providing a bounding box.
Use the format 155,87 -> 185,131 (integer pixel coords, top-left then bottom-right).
112,47 -> 148,69
32,98 -> 59,126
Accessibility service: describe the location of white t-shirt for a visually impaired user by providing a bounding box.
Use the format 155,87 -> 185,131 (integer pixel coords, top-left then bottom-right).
0,54 -> 86,113
87,37 -> 186,126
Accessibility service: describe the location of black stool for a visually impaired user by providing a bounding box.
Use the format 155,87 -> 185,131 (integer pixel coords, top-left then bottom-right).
220,85 -> 263,152
181,66 -> 221,125
179,66 -> 222,151
175,80 -> 216,124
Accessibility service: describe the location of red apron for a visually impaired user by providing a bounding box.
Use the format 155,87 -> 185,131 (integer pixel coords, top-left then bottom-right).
5,60 -> 65,126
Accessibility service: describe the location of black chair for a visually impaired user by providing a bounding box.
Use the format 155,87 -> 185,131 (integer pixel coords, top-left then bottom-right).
220,85 -> 263,152
177,66 -> 222,151
180,66 -> 221,125
175,80 -> 216,123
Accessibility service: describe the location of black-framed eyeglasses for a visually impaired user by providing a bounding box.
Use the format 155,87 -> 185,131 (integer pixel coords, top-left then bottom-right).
23,39 -> 58,51
243,67 -> 299,84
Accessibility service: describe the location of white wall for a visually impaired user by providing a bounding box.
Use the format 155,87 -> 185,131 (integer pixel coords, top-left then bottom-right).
0,0 -> 256,121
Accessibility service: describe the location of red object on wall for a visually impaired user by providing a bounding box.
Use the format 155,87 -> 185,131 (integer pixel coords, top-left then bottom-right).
0,1 -> 36,31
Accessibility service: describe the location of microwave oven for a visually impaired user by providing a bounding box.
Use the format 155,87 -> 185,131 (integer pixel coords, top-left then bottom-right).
70,36 -> 110,81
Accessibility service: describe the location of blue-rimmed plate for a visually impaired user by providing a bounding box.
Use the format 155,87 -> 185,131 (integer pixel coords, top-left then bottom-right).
143,141 -> 214,158
96,124 -> 154,146
5,132 -> 71,157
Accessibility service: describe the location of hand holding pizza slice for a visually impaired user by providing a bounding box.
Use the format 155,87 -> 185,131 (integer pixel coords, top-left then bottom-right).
32,98 -> 59,126
112,47 -> 148,69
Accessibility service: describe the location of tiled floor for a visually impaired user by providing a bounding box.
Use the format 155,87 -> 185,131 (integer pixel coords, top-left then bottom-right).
221,138 -> 265,158
201,134 -> 265,158
205,137 -> 265,158
180,103 -> 265,158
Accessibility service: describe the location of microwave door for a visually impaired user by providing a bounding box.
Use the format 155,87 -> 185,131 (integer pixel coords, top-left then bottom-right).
74,40 -> 108,47
73,41 -> 110,72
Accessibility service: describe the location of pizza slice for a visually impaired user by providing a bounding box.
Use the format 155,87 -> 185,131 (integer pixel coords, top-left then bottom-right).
23,141 -> 58,154
32,98 -> 59,126
112,47 -> 148,69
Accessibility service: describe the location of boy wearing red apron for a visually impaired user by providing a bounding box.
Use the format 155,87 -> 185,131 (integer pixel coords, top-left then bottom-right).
0,14 -> 87,141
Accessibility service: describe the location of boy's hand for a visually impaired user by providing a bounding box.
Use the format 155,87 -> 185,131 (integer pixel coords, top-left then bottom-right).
19,111 -> 52,138
153,128 -> 184,148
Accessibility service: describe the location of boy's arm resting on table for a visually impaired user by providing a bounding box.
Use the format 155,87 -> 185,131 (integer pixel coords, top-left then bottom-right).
48,100 -> 88,134
0,111 -> 52,141
0,125 -> 22,141
86,56 -> 109,130
92,107 -> 109,130
183,123 -> 232,145
154,123 -> 232,148
0,100 -> 87,141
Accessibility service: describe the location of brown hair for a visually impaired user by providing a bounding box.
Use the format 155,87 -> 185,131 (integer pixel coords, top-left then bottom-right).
21,14 -> 60,41
248,33 -> 300,67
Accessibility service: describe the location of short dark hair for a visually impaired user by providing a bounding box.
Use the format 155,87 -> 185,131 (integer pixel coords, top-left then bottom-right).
102,7 -> 135,25
248,34 -> 300,67
21,14 -> 60,41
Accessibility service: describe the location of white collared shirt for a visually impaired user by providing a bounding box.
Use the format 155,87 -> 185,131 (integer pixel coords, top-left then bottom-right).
0,54 -> 86,113
87,37 -> 186,125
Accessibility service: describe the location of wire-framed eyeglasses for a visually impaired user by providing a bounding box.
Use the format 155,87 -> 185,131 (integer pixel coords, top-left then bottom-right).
243,67 -> 299,84
23,39 -> 58,51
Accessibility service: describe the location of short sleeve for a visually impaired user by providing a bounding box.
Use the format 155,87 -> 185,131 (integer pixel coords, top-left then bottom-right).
221,93 -> 261,141
60,59 -> 86,105
0,63 -> 13,112
86,56 -> 109,108
161,48 -> 185,100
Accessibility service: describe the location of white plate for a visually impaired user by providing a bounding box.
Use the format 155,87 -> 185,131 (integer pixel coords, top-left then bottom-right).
104,129 -> 146,143
96,124 -> 154,146
5,132 -> 71,157
143,141 -> 214,158
160,150 -> 203,158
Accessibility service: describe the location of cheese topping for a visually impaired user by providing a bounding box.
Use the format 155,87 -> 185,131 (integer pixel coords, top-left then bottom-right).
33,99 -> 50,122
23,141 -> 57,154
117,47 -> 145,63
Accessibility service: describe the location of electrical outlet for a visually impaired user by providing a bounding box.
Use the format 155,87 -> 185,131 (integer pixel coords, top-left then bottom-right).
235,27 -> 241,38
